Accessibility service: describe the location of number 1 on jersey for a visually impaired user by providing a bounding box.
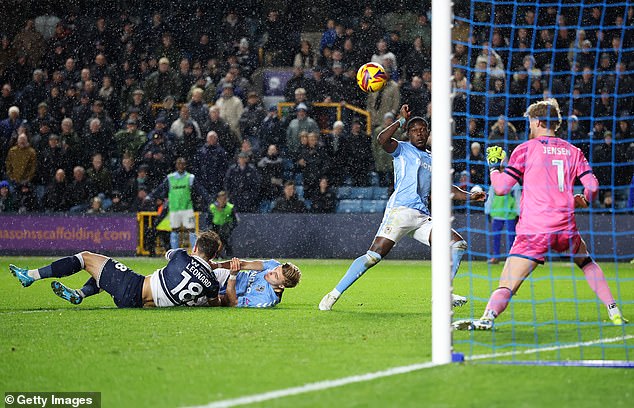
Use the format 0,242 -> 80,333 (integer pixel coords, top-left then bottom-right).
552,159 -> 564,192
170,270 -> 204,301
171,271 -> 191,295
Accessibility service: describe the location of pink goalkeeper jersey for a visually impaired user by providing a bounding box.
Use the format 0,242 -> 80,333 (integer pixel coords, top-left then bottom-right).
490,136 -> 596,235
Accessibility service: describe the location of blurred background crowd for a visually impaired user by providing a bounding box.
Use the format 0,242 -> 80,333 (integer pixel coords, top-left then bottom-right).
0,0 -> 632,216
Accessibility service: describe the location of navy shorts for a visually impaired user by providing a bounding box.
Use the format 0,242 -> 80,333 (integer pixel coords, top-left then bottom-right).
97,259 -> 145,308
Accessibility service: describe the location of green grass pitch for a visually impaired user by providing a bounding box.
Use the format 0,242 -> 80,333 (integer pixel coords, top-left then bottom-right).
1,257 -> 632,407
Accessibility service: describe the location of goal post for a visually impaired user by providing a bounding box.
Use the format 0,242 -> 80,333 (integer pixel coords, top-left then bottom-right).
431,0 -> 454,365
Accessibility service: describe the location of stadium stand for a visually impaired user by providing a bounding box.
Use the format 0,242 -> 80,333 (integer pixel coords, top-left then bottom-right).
336,199 -> 363,214
0,1 -> 631,219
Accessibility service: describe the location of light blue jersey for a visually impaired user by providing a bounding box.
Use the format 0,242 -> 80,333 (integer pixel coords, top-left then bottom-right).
219,259 -> 281,308
387,141 -> 431,214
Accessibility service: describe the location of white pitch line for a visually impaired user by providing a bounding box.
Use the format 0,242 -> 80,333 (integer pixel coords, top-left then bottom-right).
184,361 -> 438,408
187,334 -> 633,408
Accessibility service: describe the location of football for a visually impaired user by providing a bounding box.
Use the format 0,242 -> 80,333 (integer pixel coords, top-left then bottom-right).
356,62 -> 388,93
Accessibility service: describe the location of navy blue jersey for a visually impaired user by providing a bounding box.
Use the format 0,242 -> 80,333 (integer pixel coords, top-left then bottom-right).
149,249 -> 219,307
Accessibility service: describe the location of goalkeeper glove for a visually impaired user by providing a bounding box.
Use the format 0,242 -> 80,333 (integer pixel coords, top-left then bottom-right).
486,146 -> 506,171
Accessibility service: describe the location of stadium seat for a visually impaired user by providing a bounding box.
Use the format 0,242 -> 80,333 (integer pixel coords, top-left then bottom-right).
350,187 -> 374,199
372,187 -> 389,200
336,186 -> 353,199
336,199 -> 364,214
295,185 -> 304,198
369,172 -> 380,186
259,200 -> 274,213
362,200 -> 387,214
294,173 -> 303,186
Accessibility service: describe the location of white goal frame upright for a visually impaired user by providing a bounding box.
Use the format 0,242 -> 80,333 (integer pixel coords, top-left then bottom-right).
431,0 -> 454,365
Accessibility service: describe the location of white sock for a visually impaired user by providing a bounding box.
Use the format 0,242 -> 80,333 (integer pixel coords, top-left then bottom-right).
482,309 -> 497,320
74,253 -> 85,269
28,269 -> 41,280
607,303 -> 621,319
331,289 -> 341,297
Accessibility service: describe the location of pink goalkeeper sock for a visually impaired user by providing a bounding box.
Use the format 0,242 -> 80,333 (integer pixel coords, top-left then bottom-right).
485,287 -> 513,317
582,262 -> 615,307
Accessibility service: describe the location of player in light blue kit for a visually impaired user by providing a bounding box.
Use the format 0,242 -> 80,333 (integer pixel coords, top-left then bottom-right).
9,231 -> 223,308
319,104 -> 486,310
211,258 -> 302,308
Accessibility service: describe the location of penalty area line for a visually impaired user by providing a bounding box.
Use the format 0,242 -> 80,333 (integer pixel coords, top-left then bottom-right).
183,361 -> 438,408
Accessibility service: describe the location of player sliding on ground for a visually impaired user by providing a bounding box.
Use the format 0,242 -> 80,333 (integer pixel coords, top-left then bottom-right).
10,230 -> 222,308
453,99 -> 627,331
9,231 -> 301,309
319,104 -> 486,311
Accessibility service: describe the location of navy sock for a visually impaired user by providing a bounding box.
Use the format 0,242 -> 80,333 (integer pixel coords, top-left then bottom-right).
38,256 -> 83,279
78,278 -> 99,298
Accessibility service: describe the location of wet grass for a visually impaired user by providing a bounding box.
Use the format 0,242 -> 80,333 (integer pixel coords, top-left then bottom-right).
0,257 -> 632,407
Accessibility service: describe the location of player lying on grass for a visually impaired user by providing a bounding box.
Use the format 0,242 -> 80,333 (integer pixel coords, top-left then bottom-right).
10,233 -> 301,309
319,104 -> 486,311
453,99 -> 627,331
47,258 -> 299,309
10,230 -> 223,308
45,257 -> 300,308
211,258 -> 301,308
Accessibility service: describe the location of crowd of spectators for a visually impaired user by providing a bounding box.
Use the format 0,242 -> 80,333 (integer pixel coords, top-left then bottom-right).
0,2 -> 632,216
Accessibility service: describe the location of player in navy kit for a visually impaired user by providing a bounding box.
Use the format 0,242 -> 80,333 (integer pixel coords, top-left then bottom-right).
9,231 -> 223,308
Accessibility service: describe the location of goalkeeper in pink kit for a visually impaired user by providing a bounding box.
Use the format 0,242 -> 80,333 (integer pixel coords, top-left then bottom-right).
454,99 -> 627,330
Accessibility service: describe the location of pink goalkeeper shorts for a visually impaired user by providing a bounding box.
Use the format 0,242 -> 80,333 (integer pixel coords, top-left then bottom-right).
509,231 -> 582,264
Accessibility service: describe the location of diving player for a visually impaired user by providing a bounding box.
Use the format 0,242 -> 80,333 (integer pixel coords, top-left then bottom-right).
9,231 -> 223,308
319,104 -> 486,311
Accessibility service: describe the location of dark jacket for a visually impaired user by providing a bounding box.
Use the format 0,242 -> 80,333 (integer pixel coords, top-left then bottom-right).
43,180 -> 70,212
272,195 -> 307,213
311,188 -> 336,213
144,70 -> 182,103
257,154 -> 284,200
224,163 -> 261,213
67,178 -> 97,208
239,103 -> 266,140
0,193 -> 17,212
37,145 -> 68,185
193,143 -> 229,197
